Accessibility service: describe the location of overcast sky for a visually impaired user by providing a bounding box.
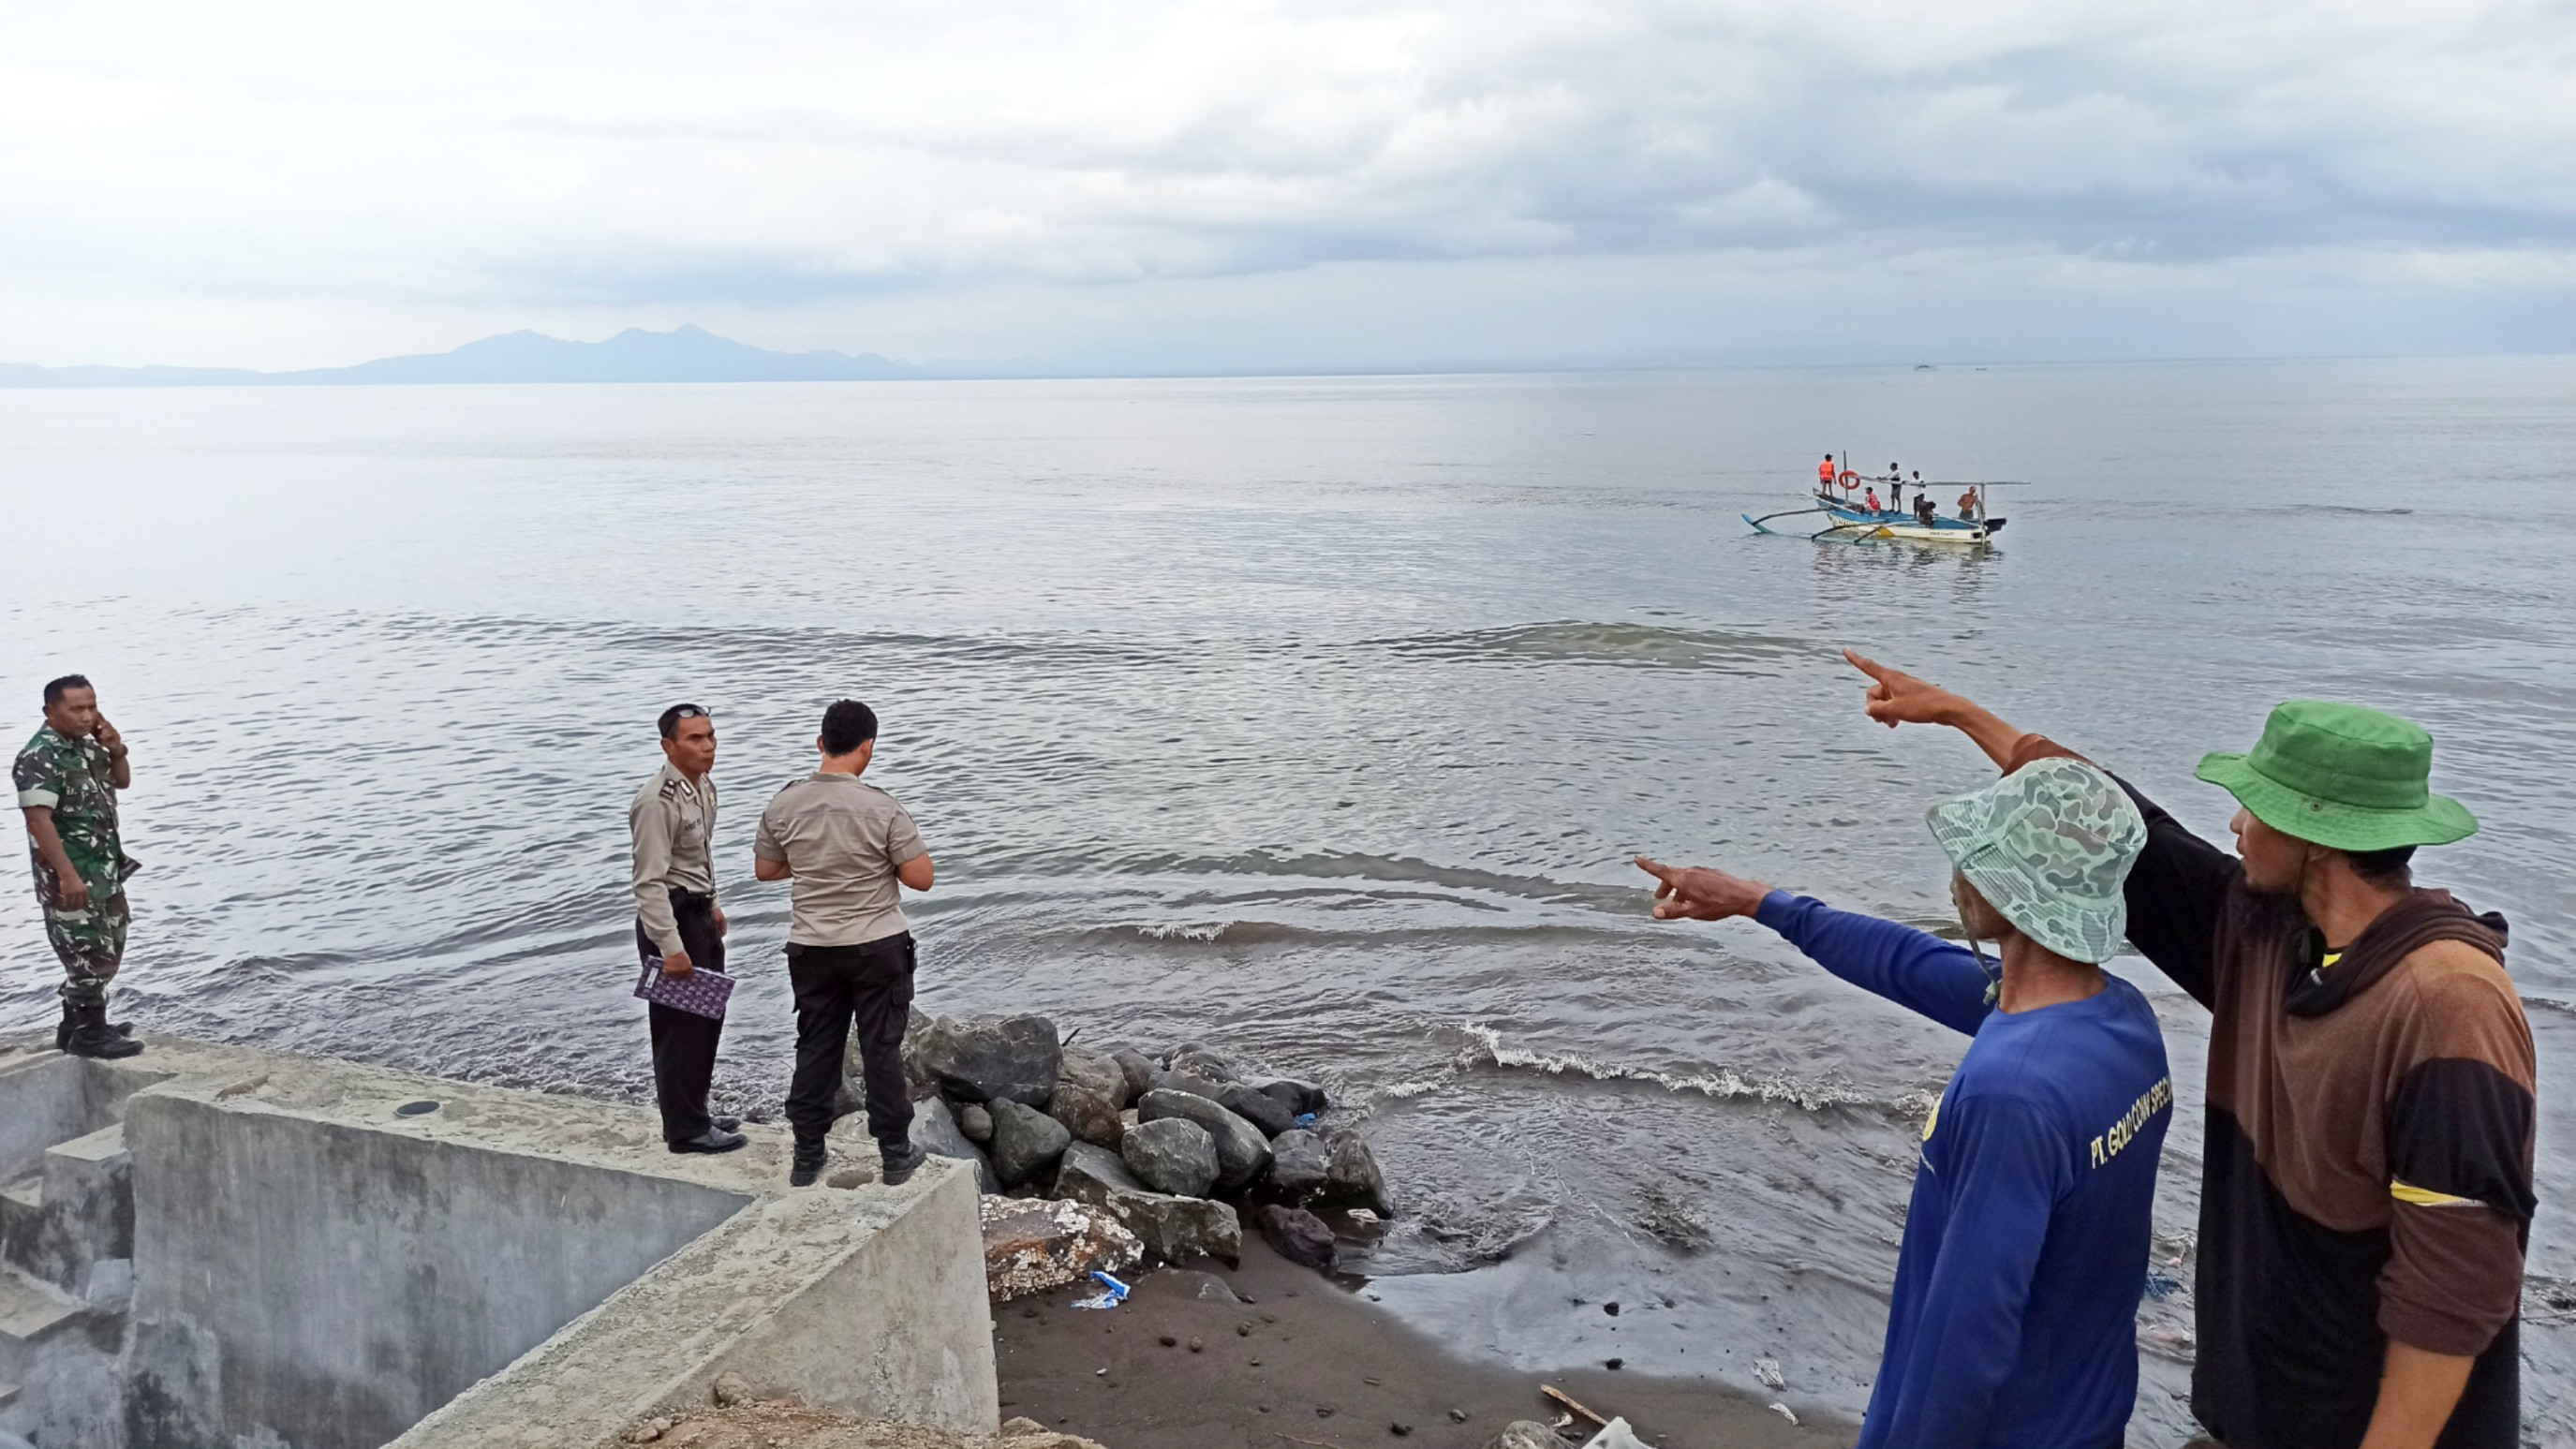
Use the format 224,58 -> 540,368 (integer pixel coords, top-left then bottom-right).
4,1 -> 2569,372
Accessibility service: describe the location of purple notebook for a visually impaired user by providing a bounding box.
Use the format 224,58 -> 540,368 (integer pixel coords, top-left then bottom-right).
634,956 -> 734,1020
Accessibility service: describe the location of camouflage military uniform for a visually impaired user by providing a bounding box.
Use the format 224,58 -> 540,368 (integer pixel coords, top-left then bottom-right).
13,725 -> 138,1007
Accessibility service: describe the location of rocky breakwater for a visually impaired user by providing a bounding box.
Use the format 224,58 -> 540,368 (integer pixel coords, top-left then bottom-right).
847,1013 -> 1392,1298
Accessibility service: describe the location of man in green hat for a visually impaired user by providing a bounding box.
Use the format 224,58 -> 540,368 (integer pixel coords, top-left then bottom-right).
1637,755 -> 2171,1449
1843,651 -> 2533,1449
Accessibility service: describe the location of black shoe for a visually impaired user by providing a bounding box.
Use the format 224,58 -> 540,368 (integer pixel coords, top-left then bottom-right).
59,1007 -> 138,1049
880,1141 -> 928,1187
63,1005 -> 143,1060
712,1116 -> 741,1132
789,1149 -> 826,1188
669,1127 -> 748,1155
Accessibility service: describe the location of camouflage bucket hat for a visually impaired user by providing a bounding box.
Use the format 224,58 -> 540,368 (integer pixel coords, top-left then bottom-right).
1924,758 -> 2148,964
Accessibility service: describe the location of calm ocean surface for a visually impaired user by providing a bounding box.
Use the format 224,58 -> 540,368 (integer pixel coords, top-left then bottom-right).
4,360 -> 2572,1444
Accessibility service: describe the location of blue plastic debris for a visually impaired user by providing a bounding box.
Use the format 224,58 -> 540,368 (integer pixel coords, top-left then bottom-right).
1293,1112 -> 1319,1130
2143,1271 -> 2182,1300
1071,1271 -> 1131,1310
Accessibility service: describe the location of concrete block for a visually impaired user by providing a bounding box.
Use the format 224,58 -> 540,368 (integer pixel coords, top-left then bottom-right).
124,1090 -> 751,1449
390,1158 -> 999,1447
16,1126 -> 133,1296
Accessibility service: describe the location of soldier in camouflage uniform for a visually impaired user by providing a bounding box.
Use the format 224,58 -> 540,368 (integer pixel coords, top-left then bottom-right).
14,674 -> 143,1058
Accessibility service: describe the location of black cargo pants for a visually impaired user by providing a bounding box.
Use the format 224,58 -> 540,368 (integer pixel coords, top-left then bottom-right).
635,889 -> 727,1145
783,931 -> 916,1155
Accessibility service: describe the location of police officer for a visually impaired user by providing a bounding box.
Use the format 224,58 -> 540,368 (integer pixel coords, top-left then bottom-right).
631,703 -> 746,1154
15,675 -> 144,1059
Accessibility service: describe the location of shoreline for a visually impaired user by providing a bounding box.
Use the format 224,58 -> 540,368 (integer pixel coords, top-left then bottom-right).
992,1236 -> 1854,1448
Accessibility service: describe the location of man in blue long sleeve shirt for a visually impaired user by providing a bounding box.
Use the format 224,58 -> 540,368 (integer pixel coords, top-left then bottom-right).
1640,756 -> 2171,1449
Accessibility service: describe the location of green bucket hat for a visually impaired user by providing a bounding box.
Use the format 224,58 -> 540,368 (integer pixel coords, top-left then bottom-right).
1926,757 -> 2148,964
2195,701 -> 2478,851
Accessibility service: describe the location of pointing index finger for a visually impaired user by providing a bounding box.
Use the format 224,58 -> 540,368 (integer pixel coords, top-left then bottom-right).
1842,648 -> 1891,683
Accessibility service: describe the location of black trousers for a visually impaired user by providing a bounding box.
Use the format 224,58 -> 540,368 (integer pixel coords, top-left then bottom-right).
635,890 -> 727,1145
784,932 -> 915,1155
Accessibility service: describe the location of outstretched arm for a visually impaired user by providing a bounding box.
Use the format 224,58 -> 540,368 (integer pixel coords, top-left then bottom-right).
1839,649 -> 2237,1008
1636,859 -> 1991,1035
1843,649 -> 2026,765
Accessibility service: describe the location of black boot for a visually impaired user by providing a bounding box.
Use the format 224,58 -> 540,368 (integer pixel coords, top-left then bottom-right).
880,1140 -> 928,1186
63,1003 -> 143,1060
53,1006 -> 133,1052
789,1146 -> 826,1188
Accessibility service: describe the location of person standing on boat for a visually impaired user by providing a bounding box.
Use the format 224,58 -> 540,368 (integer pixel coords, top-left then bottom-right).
1819,453 -> 1839,498
1958,486 -> 1980,521
1845,654 -> 2532,1449
1889,477 -> 1905,512
1637,758 -> 2167,1449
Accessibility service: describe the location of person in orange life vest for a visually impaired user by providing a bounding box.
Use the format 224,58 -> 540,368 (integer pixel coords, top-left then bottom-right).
1819,454 -> 1838,495
1865,486 -> 1883,512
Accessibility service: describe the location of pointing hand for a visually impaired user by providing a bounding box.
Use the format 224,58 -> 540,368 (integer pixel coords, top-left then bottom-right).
1635,856 -> 1770,922
1843,649 -> 1964,730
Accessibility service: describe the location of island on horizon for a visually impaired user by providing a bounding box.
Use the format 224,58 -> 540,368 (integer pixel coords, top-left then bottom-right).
0,324 -> 931,388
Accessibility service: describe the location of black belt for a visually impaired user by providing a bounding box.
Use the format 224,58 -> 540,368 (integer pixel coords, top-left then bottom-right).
668,888 -> 715,909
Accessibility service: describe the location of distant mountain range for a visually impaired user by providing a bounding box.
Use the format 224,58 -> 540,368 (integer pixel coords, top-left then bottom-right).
0,325 -> 926,387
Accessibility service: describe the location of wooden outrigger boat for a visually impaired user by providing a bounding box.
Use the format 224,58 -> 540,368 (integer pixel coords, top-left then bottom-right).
1743,464 -> 2024,547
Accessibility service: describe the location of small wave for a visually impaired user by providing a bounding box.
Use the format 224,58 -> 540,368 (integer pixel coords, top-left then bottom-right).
1108,847 -> 1635,911
1368,620 -> 1811,673
1450,1023 -> 1932,1116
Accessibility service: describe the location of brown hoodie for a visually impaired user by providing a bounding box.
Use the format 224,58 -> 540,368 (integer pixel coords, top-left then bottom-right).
2009,735 -> 2534,1449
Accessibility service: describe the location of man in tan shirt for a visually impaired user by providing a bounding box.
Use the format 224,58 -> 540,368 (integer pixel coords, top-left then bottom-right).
755,699 -> 935,1188
629,703 -> 744,1155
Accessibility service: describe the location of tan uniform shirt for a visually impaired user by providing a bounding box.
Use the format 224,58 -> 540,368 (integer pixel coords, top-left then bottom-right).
753,773 -> 925,947
629,762 -> 718,955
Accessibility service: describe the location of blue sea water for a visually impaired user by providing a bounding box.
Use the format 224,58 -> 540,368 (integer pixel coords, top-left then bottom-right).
3,357 -> 2571,1444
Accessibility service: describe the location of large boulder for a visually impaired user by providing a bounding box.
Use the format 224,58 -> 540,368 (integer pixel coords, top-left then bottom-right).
1255,1203 -> 1337,1272
1135,1089 -> 1270,1191
1056,1142 -> 1242,1265
988,1099 -> 1073,1189
1120,1116 -> 1219,1198
1321,1127 -> 1392,1215
1215,1082 -> 1295,1138
1147,1068 -> 1233,1105
979,1196 -> 1140,1301
910,1096 -> 1000,1193
1166,1044 -> 1237,1082
1046,1082 -> 1125,1151
1058,1045 -> 1133,1111
1051,1141 -> 1143,1201
907,1015 -> 1060,1106
1253,1077 -> 1328,1117
1265,1128 -> 1329,1202
1108,1049 -> 1159,1104
1112,1190 -> 1241,1267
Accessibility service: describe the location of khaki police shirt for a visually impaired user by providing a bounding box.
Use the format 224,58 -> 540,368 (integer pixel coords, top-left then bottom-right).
753,773 -> 925,947
629,762 -> 718,955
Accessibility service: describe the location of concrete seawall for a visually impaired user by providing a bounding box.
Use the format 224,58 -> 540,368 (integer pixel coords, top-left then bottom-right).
0,1034 -> 997,1449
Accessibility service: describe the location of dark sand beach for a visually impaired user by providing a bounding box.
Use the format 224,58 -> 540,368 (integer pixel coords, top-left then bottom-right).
993,1238 -> 1852,1448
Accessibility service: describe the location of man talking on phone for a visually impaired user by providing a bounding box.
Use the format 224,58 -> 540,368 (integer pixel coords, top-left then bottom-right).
630,703 -> 745,1155
16,674 -> 144,1058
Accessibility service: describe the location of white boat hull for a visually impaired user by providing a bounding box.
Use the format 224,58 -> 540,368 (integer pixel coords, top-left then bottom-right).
1819,505 -> 1994,545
